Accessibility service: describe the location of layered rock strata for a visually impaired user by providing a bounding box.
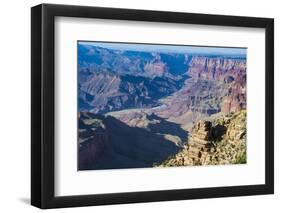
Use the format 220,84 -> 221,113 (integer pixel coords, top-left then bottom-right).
159,110 -> 247,166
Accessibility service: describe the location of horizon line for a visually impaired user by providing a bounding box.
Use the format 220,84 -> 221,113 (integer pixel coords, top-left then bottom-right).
78,41 -> 247,57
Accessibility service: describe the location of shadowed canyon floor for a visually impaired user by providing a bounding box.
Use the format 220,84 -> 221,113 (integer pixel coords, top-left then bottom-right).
79,112 -> 188,170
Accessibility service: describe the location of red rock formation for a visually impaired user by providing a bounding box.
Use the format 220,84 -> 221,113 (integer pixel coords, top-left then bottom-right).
153,56 -> 246,126
159,110 -> 247,167
144,61 -> 168,77
188,57 -> 246,81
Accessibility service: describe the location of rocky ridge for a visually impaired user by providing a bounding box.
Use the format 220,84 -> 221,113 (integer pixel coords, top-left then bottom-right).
78,112 -> 110,170
153,56 -> 246,129
78,111 -> 184,170
159,110 -> 246,167
79,71 -> 186,113
188,56 -> 247,114
79,45 -> 246,117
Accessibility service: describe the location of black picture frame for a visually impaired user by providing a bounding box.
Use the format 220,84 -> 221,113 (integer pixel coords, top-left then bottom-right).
31,3 -> 274,209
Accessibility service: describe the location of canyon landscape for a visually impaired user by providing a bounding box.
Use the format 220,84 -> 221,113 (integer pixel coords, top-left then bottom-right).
78,41 -> 247,170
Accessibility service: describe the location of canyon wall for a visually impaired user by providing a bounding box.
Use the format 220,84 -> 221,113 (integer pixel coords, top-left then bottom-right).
159,110 -> 247,167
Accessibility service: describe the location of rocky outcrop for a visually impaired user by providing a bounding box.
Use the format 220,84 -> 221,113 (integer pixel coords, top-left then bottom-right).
188,56 -> 247,114
78,112 -> 183,170
78,112 -> 110,170
221,81 -> 246,113
79,72 -> 185,113
79,44 -> 246,118
144,61 -> 168,77
155,79 -> 228,123
188,57 -> 246,81
153,56 -> 246,128
78,45 -> 190,78
159,110 -> 246,167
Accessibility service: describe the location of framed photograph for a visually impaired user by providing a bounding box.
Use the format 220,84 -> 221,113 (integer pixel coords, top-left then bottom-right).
31,3 -> 274,209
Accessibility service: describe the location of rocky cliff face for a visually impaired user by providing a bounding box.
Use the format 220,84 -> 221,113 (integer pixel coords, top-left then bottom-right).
159,110 -> 246,167
79,45 -> 190,78
78,111 -> 183,170
78,112 -> 110,170
188,57 -> 246,81
79,45 -> 246,117
153,56 -> 246,129
79,71 -> 186,113
188,56 -> 247,114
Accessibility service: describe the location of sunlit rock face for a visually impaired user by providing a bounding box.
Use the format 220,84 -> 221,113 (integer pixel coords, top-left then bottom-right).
153,56 -> 246,129
158,110 -> 247,167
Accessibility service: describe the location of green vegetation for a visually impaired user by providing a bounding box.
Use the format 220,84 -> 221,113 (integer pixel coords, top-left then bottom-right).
234,151 -> 246,164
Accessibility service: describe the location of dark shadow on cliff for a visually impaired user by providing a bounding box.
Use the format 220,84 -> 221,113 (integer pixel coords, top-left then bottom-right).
146,113 -> 189,143
79,113 -> 188,170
